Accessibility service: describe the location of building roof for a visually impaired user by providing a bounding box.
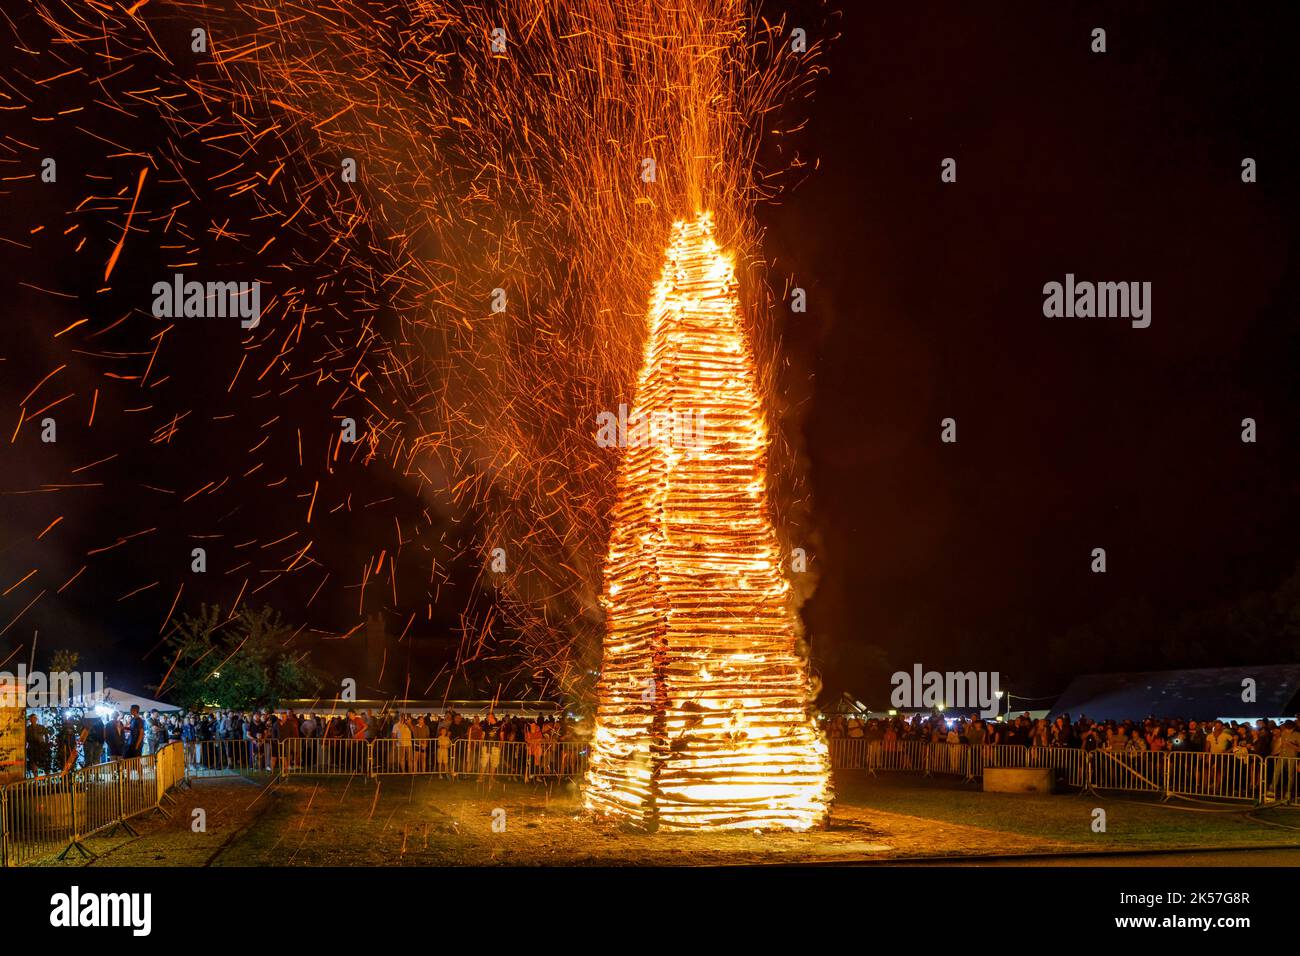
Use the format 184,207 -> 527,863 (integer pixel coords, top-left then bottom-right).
69,686 -> 182,713
1049,664 -> 1300,722
278,698 -> 565,717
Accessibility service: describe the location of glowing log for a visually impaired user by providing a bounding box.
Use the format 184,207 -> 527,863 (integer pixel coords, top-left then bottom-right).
585,212 -> 831,831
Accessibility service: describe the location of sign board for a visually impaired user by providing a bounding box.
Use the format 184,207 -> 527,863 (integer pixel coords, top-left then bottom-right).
0,674 -> 26,784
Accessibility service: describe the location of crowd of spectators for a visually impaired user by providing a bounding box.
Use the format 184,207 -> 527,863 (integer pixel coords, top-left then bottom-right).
825,711 -> 1300,760
23,706 -> 580,778
27,704 -> 1300,783
23,704 -> 148,776
180,708 -> 581,776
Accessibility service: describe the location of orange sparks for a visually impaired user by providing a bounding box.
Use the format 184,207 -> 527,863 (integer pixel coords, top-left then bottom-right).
35,515 -> 64,540
103,165 -> 148,282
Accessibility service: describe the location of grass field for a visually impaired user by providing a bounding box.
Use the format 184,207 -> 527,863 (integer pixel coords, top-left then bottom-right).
835,775 -> 1300,851
28,770 -> 1300,867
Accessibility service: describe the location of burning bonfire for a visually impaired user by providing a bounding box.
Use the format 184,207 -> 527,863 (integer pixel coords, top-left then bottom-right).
585,213 -> 832,831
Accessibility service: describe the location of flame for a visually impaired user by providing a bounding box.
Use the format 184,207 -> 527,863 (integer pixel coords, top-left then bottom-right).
585,212 -> 831,831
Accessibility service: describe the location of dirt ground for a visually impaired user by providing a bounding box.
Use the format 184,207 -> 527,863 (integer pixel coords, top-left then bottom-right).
41,773 -> 1085,866
33,770 -> 1299,867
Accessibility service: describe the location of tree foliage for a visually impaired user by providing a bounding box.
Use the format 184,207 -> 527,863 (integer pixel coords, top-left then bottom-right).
159,604 -> 321,710
49,649 -> 80,675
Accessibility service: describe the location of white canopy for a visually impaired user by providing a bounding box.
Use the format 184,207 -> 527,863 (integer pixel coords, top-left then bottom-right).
65,686 -> 181,714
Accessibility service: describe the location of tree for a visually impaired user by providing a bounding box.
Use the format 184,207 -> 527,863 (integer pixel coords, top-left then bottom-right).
44,648 -> 84,707
49,649 -> 80,675
159,604 -> 321,710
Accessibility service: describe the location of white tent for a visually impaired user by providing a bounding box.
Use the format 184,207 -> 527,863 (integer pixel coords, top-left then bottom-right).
64,686 -> 181,714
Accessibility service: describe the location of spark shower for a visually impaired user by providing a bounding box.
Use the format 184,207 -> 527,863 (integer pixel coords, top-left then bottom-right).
4,1 -> 834,827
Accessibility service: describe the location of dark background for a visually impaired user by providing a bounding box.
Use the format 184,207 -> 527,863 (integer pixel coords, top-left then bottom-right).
768,1 -> 1300,705
2,2 -> 1298,706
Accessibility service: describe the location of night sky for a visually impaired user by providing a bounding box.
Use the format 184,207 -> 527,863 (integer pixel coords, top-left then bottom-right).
2,2 -> 1298,705
768,2 -> 1300,703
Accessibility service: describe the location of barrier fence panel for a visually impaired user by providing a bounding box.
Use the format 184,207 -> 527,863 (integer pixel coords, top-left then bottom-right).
1028,746 -> 1087,788
371,738 -> 425,775
827,740 -> 1275,801
925,741 -> 973,777
1166,751 -> 1262,803
264,738 -> 588,780
491,740 -> 529,778
1,747 -> 190,867
0,772 -> 75,867
867,739 -> 929,773
430,737 -> 461,775
156,742 -> 186,796
74,760 -> 122,839
454,739 -> 510,779
1088,749 -> 1166,794
828,740 -> 1225,793
828,737 -> 869,770
187,737 -> 290,777
828,739 -> 1047,778
118,753 -> 159,821
542,740 -> 587,778
455,739 -> 587,779
286,737 -> 370,776
1265,756 -> 1298,805
979,744 -> 1031,771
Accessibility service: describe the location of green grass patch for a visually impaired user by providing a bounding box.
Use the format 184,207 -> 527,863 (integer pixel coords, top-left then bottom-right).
833,773 -> 1300,850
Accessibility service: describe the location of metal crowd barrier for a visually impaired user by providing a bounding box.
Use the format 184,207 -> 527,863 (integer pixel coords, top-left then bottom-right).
156,740 -> 187,797
825,739 -> 971,777
1265,756 -> 1299,805
371,738 -> 426,775
374,737 -> 587,779
0,741 -> 186,867
1087,749 -> 1166,794
827,738 -> 1279,800
184,732 -> 1299,805
827,737 -> 869,770
521,739 -> 586,778
867,739 -> 929,773
118,753 -> 159,822
979,744 -> 1031,769
185,737 -> 280,778
1165,752 -> 1262,803
482,739 -> 527,777
0,772 -> 75,866
831,739 -> 1029,780
251,737 -> 588,780
374,737 -> 475,777
924,741 -> 974,778
1083,749 -> 1267,803
73,761 -> 121,843
279,737 -> 370,776
370,738 -> 508,777
1028,746 -> 1087,788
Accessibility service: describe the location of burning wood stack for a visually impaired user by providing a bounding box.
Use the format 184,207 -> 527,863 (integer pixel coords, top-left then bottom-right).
585,213 -> 831,831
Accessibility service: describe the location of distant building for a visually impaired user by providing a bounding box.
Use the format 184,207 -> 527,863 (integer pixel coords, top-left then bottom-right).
277,698 -> 567,719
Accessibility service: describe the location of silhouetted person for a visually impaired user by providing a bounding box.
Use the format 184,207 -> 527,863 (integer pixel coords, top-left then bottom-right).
124,704 -> 146,758
25,714 -> 49,776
